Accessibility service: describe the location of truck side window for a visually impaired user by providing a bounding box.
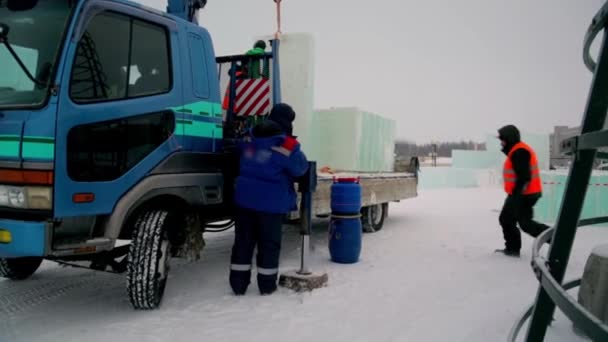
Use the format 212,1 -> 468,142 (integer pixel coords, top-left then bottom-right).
67,111 -> 175,182
188,33 -> 210,99
69,12 -> 130,102
69,11 -> 171,102
129,20 -> 171,97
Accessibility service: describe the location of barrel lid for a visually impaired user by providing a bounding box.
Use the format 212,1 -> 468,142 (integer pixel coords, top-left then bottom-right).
333,177 -> 360,183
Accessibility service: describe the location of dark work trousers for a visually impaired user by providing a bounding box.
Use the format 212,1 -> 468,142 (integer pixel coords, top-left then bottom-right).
499,193 -> 550,252
229,208 -> 284,295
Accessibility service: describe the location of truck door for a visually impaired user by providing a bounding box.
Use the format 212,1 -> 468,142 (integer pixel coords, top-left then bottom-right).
54,6 -> 184,218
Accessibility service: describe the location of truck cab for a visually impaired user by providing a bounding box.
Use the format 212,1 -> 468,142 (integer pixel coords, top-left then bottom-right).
0,0 -> 277,309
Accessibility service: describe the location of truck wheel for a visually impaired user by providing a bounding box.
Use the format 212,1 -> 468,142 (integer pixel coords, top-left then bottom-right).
362,203 -> 388,233
126,210 -> 173,310
0,257 -> 43,280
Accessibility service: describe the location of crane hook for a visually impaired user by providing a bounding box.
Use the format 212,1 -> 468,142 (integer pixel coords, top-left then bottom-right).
274,0 -> 282,39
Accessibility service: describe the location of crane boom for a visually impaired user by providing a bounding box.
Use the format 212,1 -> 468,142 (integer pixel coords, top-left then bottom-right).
166,0 -> 207,23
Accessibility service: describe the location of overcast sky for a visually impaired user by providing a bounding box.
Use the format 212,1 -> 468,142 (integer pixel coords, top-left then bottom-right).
142,0 -> 604,143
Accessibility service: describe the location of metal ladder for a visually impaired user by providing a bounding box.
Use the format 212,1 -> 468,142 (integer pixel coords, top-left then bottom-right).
509,2 -> 608,341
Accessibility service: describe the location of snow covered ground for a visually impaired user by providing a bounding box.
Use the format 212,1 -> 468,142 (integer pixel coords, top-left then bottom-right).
1,188 -> 604,342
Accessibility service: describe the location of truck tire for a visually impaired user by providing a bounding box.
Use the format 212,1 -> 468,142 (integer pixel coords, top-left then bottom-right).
361,203 -> 388,233
126,210 -> 172,310
0,257 -> 43,280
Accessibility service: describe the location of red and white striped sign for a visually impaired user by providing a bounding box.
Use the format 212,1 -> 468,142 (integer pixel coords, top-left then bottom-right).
234,78 -> 271,116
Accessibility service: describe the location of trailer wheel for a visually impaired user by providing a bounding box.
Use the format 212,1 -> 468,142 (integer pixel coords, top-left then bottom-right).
0,257 -> 43,280
362,203 -> 388,233
126,210 -> 173,310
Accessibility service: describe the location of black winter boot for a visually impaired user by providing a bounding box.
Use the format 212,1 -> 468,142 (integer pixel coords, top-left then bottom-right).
494,248 -> 521,257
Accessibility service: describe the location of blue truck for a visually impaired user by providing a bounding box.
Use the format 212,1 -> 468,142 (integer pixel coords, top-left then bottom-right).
0,0 -> 418,309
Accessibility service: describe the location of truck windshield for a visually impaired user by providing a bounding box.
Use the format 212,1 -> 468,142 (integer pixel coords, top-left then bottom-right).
0,0 -> 73,108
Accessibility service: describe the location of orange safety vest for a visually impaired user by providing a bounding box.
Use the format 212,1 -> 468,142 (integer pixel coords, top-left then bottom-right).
503,142 -> 542,195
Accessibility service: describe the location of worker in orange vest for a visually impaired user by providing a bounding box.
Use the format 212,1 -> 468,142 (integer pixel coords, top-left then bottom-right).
496,125 -> 549,257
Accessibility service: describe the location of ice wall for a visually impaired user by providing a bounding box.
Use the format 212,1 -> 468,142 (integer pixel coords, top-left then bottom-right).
451,132 -> 550,170
535,171 -> 608,225
418,167 -> 480,189
420,168 -> 608,227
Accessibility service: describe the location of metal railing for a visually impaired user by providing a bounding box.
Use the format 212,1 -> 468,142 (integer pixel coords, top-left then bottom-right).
509,2 -> 608,341
508,218 -> 608,342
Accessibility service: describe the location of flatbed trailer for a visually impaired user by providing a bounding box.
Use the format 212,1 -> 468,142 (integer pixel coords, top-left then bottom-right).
288,170 -> 418,233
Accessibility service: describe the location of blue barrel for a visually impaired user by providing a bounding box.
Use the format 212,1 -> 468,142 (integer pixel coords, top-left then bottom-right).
330,177 -> 362,214
329,177 -> 362,263
329,216 -> 362,263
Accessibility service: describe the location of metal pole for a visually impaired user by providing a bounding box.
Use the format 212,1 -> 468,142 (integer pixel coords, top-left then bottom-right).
524,25 -> 608,342
299,235 -> 311,275
297,161 -> 316,275
228,62 -> 237,124
271,39 -> 282,105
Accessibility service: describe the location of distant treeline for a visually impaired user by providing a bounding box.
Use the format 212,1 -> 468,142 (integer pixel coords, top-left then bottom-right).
395,141 -> 486,158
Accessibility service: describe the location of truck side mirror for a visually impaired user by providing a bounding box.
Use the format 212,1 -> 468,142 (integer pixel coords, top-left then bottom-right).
7,0 -> 39,11
194,0 -> 207,10
0,23 -> 8,40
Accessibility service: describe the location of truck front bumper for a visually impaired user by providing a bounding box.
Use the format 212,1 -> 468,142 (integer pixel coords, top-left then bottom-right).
0,219 -> 49,258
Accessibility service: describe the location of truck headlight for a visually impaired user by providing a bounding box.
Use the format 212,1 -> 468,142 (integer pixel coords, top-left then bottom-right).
0,187 -> 8,207
0,185 -> 52,210
8,187 -> 25,208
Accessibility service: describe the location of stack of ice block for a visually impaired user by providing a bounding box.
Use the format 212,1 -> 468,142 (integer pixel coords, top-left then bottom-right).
255,33 -> 315,150
308,107 -> 396,172
251,33 -> 396,172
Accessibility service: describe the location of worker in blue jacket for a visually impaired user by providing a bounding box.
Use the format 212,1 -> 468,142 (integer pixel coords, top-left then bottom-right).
230,103 -> 309,295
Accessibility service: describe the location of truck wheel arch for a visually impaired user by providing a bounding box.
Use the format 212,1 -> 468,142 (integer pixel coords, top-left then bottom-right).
118,194 -> 189,240
103,173 -> 223,240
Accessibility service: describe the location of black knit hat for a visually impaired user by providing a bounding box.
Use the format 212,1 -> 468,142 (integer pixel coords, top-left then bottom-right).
268,103 -> 296,136
254,40 -> 267,50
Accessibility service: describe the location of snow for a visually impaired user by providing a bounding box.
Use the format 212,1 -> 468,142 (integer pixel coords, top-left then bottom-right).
1,188 -> 603,342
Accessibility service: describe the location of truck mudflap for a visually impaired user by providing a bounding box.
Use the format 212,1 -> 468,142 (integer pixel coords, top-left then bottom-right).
0,219 -> 48,258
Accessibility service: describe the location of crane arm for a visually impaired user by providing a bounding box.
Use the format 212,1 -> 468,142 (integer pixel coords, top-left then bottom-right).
166,0 -> 206,24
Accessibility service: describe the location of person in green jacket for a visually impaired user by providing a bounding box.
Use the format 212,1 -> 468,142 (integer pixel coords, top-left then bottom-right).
245,40 -> 268,79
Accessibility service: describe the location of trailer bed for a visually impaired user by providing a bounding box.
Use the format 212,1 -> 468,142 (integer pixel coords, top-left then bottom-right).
314,172 -> 417,215
289,171 -> 418,219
